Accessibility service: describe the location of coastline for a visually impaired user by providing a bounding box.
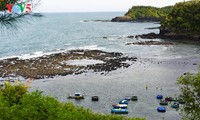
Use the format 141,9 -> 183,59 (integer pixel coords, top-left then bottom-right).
29,56 -> 199,120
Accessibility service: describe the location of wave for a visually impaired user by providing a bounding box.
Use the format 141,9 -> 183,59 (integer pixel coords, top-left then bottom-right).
78,45 -> 105,50
0,45 -> 105,60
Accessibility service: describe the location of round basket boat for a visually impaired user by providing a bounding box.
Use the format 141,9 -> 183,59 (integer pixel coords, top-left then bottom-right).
165,97 -> 173,101
131,96 -> 138,101
159,100 -> 168,105
171,103 -> 179,109
157,95 -> 163,99
157,107 -> 166,112
92,96 -> 99,101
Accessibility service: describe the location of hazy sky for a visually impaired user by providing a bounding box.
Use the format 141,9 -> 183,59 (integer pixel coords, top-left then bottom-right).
35,0 -> 186,12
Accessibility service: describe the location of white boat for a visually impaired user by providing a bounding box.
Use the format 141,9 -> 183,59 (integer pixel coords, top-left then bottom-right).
68,93 -> 84,99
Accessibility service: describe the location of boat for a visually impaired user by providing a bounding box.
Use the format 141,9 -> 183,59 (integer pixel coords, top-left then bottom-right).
157,107 -> 166,112
171,102 -> 179,109
131,96 -> 138,101
165,97 -> 173,101
68,93 -> 84,99
112,104 -> 128,109
159,100 -> 168,105
91,96 -> 99,101
119,100 -> 128,104
111,108 -> 128,114
124,96 -> 131,101
172,97 -> 178,102
157,95 -> 163,99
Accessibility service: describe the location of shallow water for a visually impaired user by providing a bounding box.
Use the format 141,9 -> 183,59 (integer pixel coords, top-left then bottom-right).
1,12 -> 200,119
30,58 -> 199,120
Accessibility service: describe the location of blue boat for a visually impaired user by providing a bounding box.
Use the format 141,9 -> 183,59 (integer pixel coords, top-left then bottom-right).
124,96 -> 131,101
111,108 -> 128,114
113,104 -> 128,109
157,107 -> 166,112
157,95 -> 163,99
119,100 -> 128,104
171,102 -> 179,109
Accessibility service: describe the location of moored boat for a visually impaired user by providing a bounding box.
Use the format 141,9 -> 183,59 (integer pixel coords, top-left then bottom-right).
159,100 -> 168,105
91,96 -> 99,101
124,96 -> 131,101
119,100 -> 128,104
157,107 -> 166,112
157,95 -> 163,99
131,96 -> 138,101
68,93 -> 84,99
171,102 -> 179,109
112,104 -> 128,109
111,108 -> 128,114
165,97 -> 173,101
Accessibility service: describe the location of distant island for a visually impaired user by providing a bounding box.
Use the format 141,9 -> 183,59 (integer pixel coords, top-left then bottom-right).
112,0 -> 200,41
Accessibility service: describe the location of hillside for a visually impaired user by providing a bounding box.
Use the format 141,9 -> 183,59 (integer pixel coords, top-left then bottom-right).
161,0 -> 200,35
124,6 -> 173,22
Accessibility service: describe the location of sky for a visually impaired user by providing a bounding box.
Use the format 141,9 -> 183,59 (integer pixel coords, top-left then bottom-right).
35,0 -> 187,13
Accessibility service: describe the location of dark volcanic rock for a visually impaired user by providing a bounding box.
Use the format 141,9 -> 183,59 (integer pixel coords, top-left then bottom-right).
0,50 -> 137,79
83,20 -> 111,22
160,27 -> 200,40
111,16 -> 132,22
135,32 -> 160,39
126,41 -> 175,45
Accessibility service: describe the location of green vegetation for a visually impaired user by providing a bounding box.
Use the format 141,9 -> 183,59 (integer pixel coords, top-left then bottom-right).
125,0 -> 200,34
161,0 -> 200,34
0,82 -> 144,120
125,6 -> 173,21
177,67 -> 200,120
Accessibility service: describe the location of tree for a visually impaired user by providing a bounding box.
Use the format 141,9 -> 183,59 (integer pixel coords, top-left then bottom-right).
0,82 -> 144,120
177,68 -> 200,120
125,6 -> 173,21
161,0 -> 200,33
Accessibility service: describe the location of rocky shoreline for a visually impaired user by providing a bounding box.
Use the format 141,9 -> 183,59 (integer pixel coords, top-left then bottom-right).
0,50 -> 137,79
126,41 -> 175,46
127,32 -> 200,41
111,16 -> 160,22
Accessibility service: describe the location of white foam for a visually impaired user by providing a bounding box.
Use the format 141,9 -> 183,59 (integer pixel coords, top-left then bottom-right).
0,49 -> 66,60
0,45 -> 104,60
78,45 -> 104,50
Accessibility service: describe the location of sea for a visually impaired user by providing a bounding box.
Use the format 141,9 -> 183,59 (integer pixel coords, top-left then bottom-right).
1,12 -> 200,120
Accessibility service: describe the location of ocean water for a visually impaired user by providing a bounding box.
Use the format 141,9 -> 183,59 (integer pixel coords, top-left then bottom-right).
1,12 -> 200,120
1,12 -> 200,60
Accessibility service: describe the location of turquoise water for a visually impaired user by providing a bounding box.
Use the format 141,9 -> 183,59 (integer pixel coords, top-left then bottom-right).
1,12 -> 200,60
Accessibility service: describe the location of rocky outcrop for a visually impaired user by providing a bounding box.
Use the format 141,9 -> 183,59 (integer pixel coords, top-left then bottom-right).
135,32 -> 160,39
134,31 -> 200,41
111,16 -> 132,22
83,20 -> 111,22
160,27 -> 200,40
0,50 -> 137,79
111,16 -> 161,22
126,41 -> 175,45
